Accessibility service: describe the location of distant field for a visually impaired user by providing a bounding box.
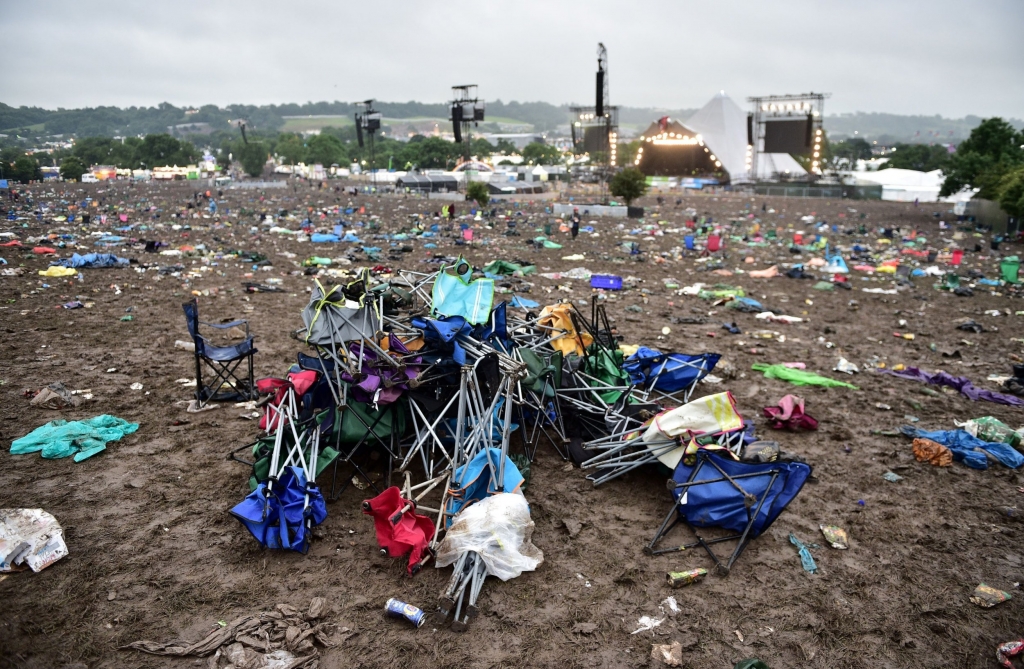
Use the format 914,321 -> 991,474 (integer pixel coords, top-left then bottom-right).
279,115 -> 534,133
1,122 -> 46,133
280,116 -> 354,132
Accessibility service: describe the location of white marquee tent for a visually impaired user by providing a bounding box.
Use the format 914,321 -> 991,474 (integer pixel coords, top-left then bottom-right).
685,92 -> 807,182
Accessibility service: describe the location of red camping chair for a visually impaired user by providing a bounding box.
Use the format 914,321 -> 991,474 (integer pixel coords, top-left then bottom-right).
701,234 -> 723,257
362,486 -> 437,575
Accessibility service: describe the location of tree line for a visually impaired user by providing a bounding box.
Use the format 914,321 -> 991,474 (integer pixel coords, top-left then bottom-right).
0,127 -> 568,183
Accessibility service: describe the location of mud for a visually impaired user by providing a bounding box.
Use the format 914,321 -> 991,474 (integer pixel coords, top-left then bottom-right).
1,181 -> 1022,669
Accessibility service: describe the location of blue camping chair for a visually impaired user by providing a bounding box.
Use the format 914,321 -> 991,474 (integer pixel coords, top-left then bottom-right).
646,450 -> 812,574
624,348 -> 721,404
230,465 -> 327,553
182,298 -> 257,406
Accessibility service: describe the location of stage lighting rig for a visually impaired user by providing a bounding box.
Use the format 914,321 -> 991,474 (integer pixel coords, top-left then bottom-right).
450,85 -> 484,160
746,92 -> 829,179
355,99 -> 383,185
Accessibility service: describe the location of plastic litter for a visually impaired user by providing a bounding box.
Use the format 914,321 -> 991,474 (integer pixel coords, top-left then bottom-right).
752,364 -> 858,389
435,493 -> 543,581
819,525 -> 848,549
10,415 -> 139,462
0,508 -> 69,572
971,583 -> 1012,608
788,533 -> 818,573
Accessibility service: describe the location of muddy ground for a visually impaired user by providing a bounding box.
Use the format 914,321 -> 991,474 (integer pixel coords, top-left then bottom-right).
1,181 -> 1022,669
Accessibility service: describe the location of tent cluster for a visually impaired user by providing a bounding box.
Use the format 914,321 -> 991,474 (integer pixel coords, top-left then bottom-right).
221,255 -> 814,627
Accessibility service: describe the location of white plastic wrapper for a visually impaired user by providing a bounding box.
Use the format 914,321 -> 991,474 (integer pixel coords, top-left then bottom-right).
435,493 -> 543,581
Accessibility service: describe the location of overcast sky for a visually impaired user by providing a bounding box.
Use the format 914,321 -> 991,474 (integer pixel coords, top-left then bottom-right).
2,0 -> 1022,118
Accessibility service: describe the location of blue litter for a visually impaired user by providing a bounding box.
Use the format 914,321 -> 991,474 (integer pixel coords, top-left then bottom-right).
789,533 -> 818,573
509,296 -> 540,309
11,415 -> 139,462
55,253 -> 129,268
310,233 -> 340,243
901,426 -> 1024,470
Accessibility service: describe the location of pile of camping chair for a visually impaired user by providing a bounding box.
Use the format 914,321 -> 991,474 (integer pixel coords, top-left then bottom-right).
208,254 -> 810,619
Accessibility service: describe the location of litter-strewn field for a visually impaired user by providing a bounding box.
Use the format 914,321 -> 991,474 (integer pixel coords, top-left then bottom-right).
2,182 -> 1022,669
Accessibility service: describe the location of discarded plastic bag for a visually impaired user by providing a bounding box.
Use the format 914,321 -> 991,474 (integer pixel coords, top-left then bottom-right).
435,493 -> 543,581
0,508 -> 69,572
10,415 -> 139,462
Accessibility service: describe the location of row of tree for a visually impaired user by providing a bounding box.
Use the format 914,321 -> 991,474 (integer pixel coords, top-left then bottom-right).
1,127 -> 569,183
939,118 -> 1024,219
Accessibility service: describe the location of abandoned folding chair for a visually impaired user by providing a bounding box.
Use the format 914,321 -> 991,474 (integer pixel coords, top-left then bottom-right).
646,449 -> 812,574
229,370 -> 340,492
323,391 -> 407,500
580,391 -> 745,486
361,472 -> 449,576
181,298 -> 257,408
431,256 -> 495,325
624,348 -> 721,406
513,347 -> 567,460
229,371 -> 331,553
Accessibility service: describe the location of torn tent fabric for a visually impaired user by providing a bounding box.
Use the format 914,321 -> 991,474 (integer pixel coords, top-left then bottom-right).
538,303 -> 592,356
445,448 -> 525,522
878,367 -> 1024,406
900,426 -> 1024,470
752,363 -> 858,389
10,415 -> 139,462
431,259 -> 494,325
763,395 -> 818,430
623,347 -> 721,392
482,260 -> 535,276
55,252 -> 129,268
362,486 -> 436,575
229,466 -> 327,553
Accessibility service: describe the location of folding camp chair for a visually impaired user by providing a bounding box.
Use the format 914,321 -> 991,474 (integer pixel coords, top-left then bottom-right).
701,234 -> 723,257
229,371 -> 331,553
579,391 -> 745,486
624,348 -> 721,406
646,450 -> 812,573
182,298 -> 257,407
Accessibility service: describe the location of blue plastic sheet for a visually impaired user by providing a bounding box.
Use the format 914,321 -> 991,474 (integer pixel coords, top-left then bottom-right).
56,252 -> 129,268
901,426 -> 1024,470
310,233 -> 340,243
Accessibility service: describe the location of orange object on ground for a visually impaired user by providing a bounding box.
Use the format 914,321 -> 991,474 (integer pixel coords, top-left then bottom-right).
32,246 -> 57,254
912,438 -> 952,467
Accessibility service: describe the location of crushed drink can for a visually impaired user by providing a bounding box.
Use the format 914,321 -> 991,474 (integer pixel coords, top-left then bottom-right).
385,598 -> 425,627
667,568 -> 708,588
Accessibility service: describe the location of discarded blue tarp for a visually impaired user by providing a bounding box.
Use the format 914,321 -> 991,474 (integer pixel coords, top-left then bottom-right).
900,425 -> 1024,470
229,466 -> 327,552
310,233 -> 340,243
56,253 -> 129,268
